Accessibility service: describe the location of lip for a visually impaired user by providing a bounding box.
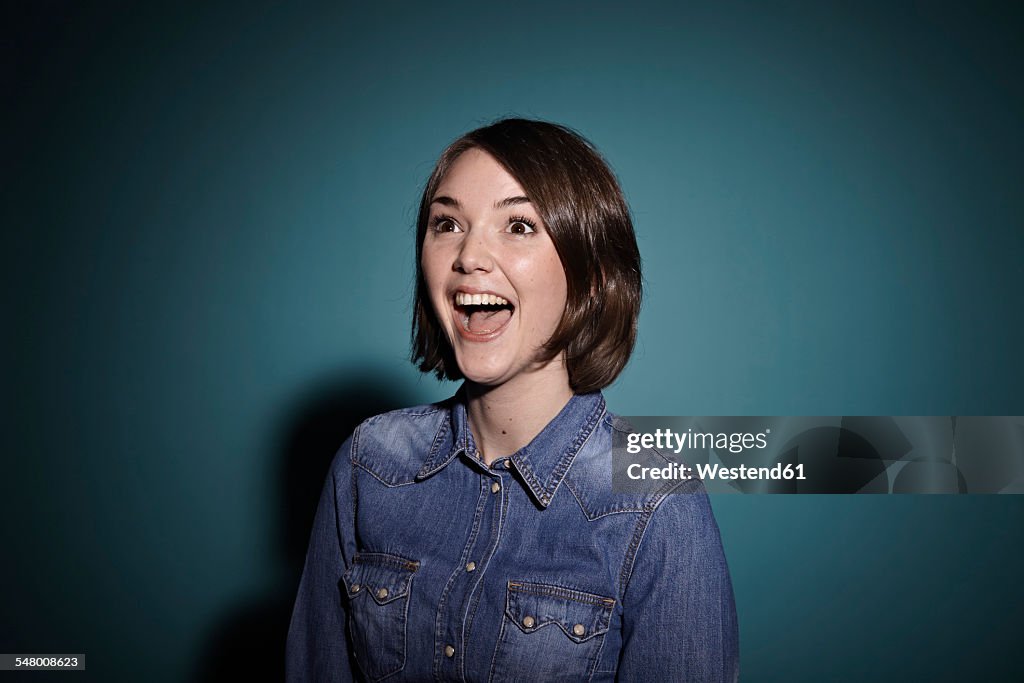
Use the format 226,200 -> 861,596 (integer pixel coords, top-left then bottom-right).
449,286 -> 515,342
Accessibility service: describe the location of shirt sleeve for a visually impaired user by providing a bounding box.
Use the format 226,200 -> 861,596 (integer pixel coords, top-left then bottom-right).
286,436 -> 357,683
617,479 -> 740,682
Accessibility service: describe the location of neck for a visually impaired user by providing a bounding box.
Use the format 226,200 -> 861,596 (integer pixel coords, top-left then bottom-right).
464,361 -> 574,466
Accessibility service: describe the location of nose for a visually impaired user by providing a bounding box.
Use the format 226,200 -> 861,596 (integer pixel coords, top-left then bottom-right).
453,230 -> 493,273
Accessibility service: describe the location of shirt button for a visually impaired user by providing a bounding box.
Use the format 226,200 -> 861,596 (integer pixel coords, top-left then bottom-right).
444,645 -> 455,658
351,584 -> 360,593
376,587 -> 388,599
573,624 -> 586,637
465,561 -> 476,572
503,460 -> 512,469
522,615 -> 535,628
491,481 -> 501,493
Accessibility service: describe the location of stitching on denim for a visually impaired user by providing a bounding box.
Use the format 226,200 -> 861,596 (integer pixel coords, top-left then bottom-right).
617,476 -> 699,599
352,552 -> 420,573
349,428 -> 361,553
423,409 -> 451,470
462,472 -> 505,680
490,578 -> 612,674
352,461 -> 419,488
507,581 -> 616,608
347,608 -> 366,680
420,406 -> 468,480
585,505 -> 650,520
548,400 -> 606,498
563,478 -> 588,514
535,396 -> 607,506
486,595 -> 511,683
345,435 -> 358,558
489,577 -> 612,679
619,478 -> 687,595
380,572 -> 412,681
353,411 -> 448,485
516,456 -> 543,502
458,478 -> 491,680
346,557 -> 415,680
563,478 -> 649,521
432,475 -> 490,681
617,507 -> 654,599
585,618 -> 609,682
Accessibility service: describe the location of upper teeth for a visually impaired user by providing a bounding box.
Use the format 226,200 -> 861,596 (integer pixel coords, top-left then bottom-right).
455,292 -> 509,306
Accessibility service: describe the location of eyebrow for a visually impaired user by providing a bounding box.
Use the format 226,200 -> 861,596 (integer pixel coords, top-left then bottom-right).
430,195 -> 532,210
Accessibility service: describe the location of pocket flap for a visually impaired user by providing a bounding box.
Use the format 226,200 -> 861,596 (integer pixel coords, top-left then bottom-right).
343,552 -> 419,606
505,581 -> 615,643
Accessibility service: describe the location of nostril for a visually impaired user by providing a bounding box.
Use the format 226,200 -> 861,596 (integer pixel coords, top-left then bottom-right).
453,241 -> 493,273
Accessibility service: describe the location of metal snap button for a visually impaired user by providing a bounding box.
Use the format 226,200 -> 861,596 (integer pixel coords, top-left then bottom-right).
465,561 -> 476,572
503,460 -> 512,469
376,587 -> 388,599
351,584 -> 360,593
573,623 -> 586,637
491,481 -> 500,493
522,615 -> 535,628
444,645 -> 455,658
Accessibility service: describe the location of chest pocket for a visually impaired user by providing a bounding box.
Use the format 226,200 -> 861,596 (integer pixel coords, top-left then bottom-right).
488,580 -> 615,683
342,552 -> 419,682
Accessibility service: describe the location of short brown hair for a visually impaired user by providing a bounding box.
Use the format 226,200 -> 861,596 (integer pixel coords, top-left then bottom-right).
411,118 -> 642,394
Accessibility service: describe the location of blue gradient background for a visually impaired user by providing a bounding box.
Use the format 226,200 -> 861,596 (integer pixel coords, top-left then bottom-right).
4,1 -> 1023,681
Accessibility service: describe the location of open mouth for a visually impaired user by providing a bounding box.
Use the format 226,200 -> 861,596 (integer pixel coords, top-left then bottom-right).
453,292 -> 515,337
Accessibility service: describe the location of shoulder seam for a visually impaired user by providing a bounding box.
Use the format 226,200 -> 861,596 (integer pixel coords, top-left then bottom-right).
617,477 -> 702,597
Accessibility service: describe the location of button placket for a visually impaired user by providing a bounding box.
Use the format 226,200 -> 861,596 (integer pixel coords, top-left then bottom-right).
435,468 -> 504,679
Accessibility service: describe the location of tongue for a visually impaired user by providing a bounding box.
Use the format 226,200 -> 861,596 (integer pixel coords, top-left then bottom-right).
468,308 -> 512,334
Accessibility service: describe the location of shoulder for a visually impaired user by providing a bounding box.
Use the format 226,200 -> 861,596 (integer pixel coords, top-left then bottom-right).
336,400 -> 452,486
355,400 -> 449,448
563,410 -> 705,520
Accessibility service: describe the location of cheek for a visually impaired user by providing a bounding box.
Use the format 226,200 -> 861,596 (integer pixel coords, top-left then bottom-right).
520,255 -> 569,324
420,245 -> 446,288
541,253 -> 569,302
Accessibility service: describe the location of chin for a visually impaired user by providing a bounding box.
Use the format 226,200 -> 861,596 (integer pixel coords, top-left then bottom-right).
453,355 -> 513,387
457,366 -> 508,387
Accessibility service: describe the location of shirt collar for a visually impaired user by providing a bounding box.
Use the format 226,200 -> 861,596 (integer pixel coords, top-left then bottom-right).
416,386 -> 607,508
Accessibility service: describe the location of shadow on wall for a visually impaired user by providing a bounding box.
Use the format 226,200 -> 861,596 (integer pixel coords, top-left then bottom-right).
193,370 -> 420,681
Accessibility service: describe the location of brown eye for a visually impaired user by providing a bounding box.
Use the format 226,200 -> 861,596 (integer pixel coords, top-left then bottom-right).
431,216 -> 460,233
507,219 -> 536,235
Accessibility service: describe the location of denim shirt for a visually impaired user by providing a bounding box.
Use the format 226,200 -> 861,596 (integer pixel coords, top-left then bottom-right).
286,390 -> 739,682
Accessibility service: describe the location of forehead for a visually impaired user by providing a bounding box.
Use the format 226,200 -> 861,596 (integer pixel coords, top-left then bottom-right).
433,148 -> 527,205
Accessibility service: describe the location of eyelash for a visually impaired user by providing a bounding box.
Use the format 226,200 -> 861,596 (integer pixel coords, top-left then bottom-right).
429,214 -> 459,232
429,214 -> 538,234
507,215 -> 537,234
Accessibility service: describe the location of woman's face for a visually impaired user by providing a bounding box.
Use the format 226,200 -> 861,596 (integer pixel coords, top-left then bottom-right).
421,148 -> 569,388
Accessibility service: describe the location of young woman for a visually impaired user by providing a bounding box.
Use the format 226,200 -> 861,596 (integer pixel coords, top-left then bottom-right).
287,119 -> 739,682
